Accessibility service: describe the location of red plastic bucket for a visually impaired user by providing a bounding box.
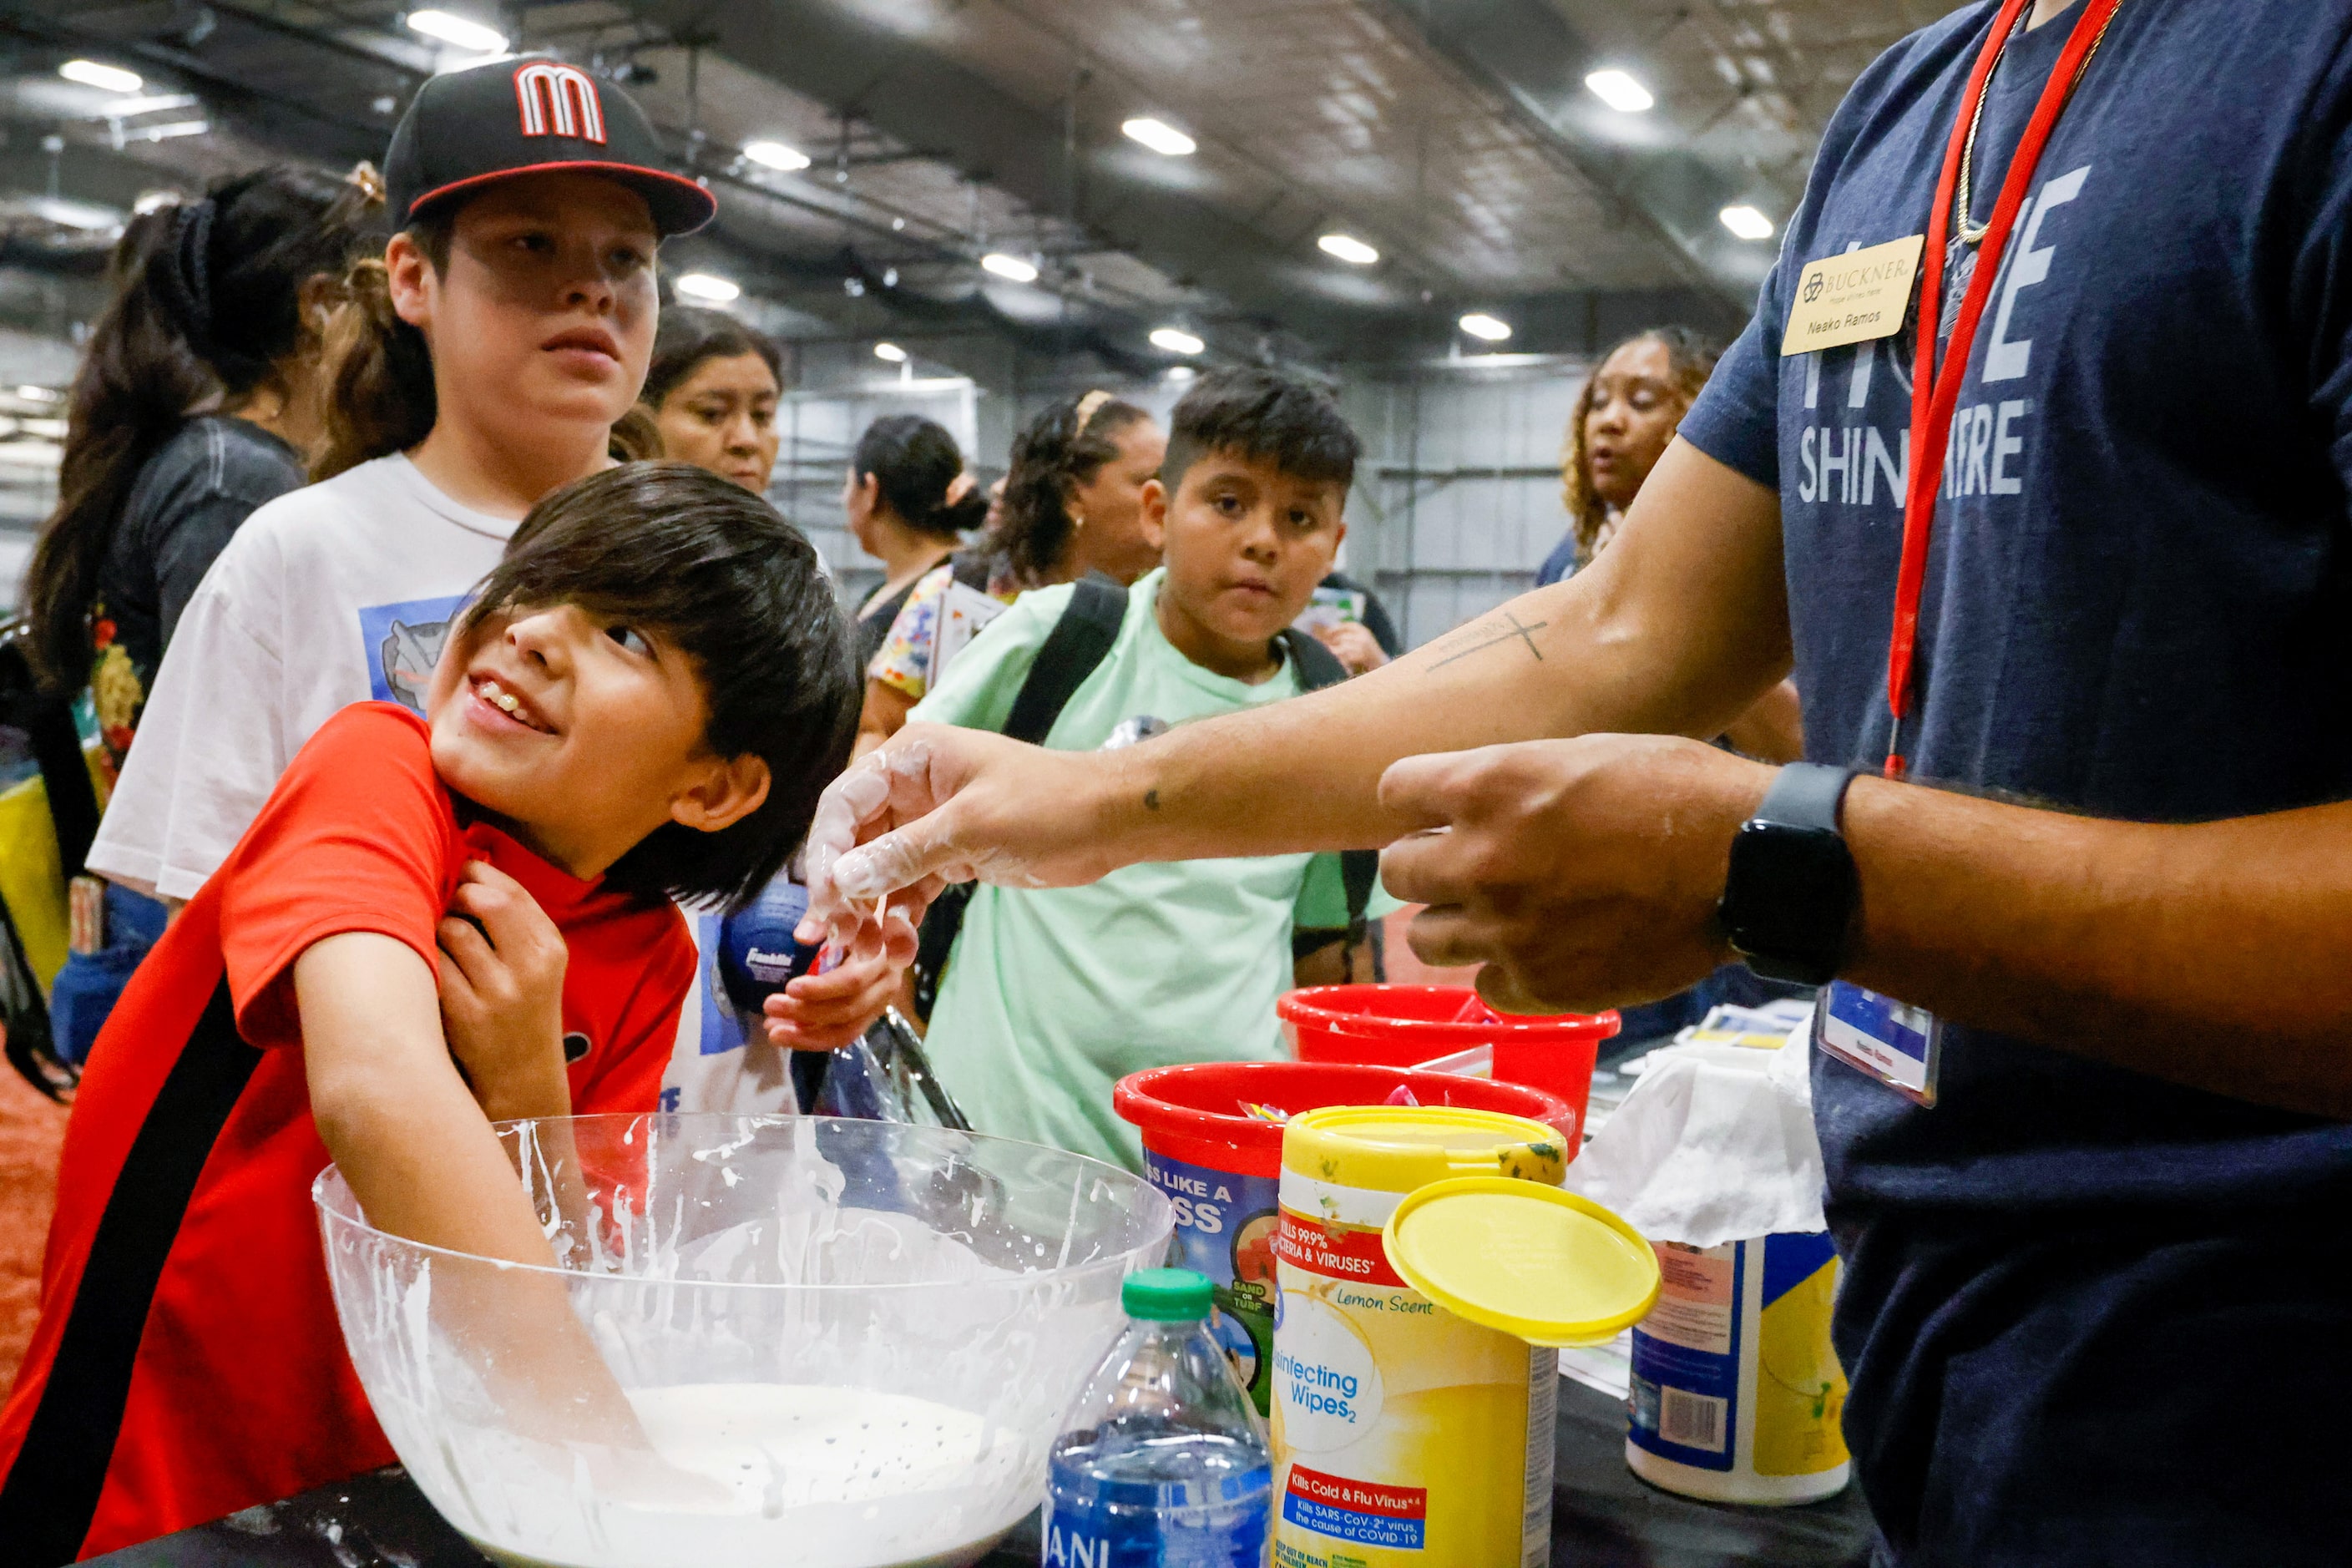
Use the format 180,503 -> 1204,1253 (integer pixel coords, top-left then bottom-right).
1277,984 -> 1618,1142
1113,1060 -> 1576,1414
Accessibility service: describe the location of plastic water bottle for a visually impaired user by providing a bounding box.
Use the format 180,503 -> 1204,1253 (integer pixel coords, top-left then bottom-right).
1044,1268 -> 1273,1568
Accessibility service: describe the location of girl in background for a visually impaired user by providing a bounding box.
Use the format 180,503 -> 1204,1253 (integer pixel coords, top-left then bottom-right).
22,164 -> 380,1061
638,305 -> 781,493
844,413 -> 988,668
858,391 -> 1162,751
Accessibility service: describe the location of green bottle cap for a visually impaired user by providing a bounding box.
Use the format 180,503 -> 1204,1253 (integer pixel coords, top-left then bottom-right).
1123,1267 -> 1214,1323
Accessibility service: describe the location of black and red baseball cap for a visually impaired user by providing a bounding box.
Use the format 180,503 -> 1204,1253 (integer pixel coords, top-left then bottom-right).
383,56 -> 716,236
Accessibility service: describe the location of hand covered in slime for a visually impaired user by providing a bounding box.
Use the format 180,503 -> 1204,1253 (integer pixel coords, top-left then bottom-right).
797,725 -> 1133,957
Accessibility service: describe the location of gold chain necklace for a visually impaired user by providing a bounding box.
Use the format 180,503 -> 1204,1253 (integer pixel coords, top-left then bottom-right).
1955,3 -> 2125,245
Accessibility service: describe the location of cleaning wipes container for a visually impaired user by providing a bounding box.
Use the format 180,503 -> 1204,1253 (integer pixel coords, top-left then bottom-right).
1115,1060 -> 1578,1418
1563,1027 -> 1851,1505
1268,1106 -> 1659,1568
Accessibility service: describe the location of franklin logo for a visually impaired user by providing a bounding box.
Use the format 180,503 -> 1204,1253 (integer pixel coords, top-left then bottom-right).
1803,273 -> 1826,304
745,945 -> 797,982
562,1031 -> 591,1063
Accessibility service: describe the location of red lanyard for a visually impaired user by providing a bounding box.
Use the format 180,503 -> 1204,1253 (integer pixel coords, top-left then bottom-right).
1884,0 -> 2122,779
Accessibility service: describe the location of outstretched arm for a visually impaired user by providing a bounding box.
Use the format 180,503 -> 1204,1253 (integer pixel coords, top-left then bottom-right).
806,439 -> 1789,932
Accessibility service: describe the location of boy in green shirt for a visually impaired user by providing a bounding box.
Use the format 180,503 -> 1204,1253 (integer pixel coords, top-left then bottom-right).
912,369 -> 1396,1169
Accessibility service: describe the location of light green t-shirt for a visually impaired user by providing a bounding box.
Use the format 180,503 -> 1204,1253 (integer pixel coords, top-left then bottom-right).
911,569 -> 1398,1171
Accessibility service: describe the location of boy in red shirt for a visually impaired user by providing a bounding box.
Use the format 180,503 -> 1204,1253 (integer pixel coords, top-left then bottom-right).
0,463 -> 857,1562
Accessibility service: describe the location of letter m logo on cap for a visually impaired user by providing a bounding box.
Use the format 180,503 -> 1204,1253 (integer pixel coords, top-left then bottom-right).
513,61 -> 605,143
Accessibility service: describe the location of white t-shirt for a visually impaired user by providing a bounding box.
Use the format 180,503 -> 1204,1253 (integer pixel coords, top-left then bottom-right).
89,453 -> 515,901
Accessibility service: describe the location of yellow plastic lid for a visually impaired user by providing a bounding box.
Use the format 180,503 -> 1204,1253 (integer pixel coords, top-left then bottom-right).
1281,1105 -> 1567,1191
1382,1176 -> 1662,1348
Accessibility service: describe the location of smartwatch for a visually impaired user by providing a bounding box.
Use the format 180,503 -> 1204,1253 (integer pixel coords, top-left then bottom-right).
1718,763 -> 1860,986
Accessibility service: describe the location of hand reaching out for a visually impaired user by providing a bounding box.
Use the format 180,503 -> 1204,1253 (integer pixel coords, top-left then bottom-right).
761,928 -> 910,1050
1313,620 -> 1389,676
437,861 -> 571,1125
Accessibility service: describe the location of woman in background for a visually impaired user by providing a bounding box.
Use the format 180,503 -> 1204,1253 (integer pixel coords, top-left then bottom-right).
20,164 -> 380,1062
845,414 -> 988,668
1541,326 -> 1803,1040
1545,326 -> 1801,763
857,391 -> 1162,751
639,305 -> 781,493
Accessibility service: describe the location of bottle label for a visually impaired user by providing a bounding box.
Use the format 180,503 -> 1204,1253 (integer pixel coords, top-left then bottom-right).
1044,1462 -> 1272,1568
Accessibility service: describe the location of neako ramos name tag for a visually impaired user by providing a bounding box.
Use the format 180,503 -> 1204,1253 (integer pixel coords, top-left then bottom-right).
1781,235 -> 1925,356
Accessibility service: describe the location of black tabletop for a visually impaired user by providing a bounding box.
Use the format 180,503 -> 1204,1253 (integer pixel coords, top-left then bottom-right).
90,1379 -> 1874,1568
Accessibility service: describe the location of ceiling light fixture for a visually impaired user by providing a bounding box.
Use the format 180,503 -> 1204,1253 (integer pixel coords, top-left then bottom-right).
1584,69 -> 1655,114
97,94 -> 200,118
981,252 -> 1039,283
1719,205 -> 1775,240
404,9 -> 508,53
674,272 -> 741,303
873,342 -> 908,363
1121,117 -> 1197,157
15,386 -> 60,404
1150,326 -> 1205,356
1318,233 -> 1379,266
743,139 -> 812,172
1459,312 -> 1512,342
59,59 -> 144,94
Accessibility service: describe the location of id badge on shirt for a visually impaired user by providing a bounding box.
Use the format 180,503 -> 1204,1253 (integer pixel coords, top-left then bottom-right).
1814,980 -> 1942,1105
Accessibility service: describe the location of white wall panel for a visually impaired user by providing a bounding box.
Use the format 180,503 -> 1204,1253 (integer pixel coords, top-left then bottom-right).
1338,362 -> 1589,649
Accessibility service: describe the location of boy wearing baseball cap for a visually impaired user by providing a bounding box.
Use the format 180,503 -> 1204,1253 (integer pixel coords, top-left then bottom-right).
89,59 -> 889,1057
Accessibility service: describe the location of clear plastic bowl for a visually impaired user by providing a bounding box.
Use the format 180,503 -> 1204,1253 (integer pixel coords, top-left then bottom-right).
315,1115 -> 1172,1568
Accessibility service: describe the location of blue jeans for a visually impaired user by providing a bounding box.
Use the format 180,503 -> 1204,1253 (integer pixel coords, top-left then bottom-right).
48,883 -> 169,1065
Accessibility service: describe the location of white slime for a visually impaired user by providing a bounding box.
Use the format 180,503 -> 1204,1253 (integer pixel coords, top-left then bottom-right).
439,1383 -> 1024,1568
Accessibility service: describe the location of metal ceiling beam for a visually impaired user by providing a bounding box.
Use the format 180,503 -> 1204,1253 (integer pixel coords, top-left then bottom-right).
1370,0 -> 1766,311
596,0 -> 1426,346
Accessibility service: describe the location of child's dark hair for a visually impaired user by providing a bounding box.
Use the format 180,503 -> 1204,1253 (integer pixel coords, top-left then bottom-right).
641,306 -> 782,407
22,165 -> 381,687
1162,368 -> 1360,497
313,209 -> 456,480
990,391 -> 1151,585
459,463 -> 858,908
853,414 -> 987,542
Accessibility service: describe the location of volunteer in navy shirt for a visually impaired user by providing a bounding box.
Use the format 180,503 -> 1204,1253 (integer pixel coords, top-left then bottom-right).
805,3 -> 2352,1563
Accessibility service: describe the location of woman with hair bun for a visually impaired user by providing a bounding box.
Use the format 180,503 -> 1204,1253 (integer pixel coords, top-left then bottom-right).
844,412 -> 988,668
857,391 -> 1162,753
21,163 -> 381,1062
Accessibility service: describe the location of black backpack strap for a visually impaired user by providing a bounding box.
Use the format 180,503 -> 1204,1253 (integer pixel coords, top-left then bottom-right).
1003,578 -> 1127,745
1277,628 -> 1378,946
0,621 -> 98,879
949,550 -> 993,591
912,579 -> 1129,1020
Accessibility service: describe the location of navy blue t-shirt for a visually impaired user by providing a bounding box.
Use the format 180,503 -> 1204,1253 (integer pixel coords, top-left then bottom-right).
1682,3 -> 2352,1560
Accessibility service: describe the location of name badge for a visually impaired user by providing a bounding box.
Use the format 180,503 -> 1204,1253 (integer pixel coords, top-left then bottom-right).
1813,981 -> 1941,1105
1780,235 -> 1926,356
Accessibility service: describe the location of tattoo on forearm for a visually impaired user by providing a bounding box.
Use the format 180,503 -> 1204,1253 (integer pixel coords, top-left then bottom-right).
1429,610 -> 1549,670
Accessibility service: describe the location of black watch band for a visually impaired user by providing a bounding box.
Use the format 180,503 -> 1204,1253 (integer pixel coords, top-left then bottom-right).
1718,763 -> 1860,986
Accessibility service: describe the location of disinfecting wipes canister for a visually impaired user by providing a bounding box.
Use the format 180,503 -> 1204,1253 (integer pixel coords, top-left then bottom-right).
1625,1231 -> 1849,1505
1269,1107 -> 1565,1568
